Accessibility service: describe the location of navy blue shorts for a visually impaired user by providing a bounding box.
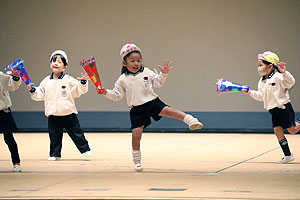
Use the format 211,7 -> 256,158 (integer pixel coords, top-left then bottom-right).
130,97 -> 168,129
269,102 -> 295,129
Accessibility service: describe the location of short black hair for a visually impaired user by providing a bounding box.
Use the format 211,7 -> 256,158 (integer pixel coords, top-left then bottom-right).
51,54 -> 67,66
121,66 -> 128,74
261,59 -> 272,66
261,59 -> 280,73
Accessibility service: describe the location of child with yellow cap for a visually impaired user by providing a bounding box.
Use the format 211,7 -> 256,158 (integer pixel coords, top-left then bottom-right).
245,51 -> 300,164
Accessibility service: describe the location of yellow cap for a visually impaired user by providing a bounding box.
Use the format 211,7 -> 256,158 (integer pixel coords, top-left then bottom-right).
258,51 -> 279,64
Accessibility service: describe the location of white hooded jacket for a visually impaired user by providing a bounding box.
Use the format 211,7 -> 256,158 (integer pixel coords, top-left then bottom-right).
105,67 -> 167,107
249,70 -> 295,110
30,73 -> 88,116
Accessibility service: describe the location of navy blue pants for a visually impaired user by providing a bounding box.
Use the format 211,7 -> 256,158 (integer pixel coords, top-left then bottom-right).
48,113 -> 90,157
1,108 -> 20,165
2,132 -> 20,165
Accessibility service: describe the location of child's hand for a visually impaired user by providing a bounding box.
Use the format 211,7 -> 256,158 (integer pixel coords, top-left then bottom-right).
278,62 -> 286,74
98,88 -> 107,95
242,86 -> 250,94
11,67 -> 20,77
158,60 -> 173,74
77,72 -> 90,81
26,84 -> 36,93
242,89 -> 250,94
26,84 -> 35,91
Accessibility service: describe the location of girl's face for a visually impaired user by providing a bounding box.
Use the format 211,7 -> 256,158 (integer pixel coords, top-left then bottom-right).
123,52 -> 142,74
257,59 -> 272,76
50,56 -> 67,77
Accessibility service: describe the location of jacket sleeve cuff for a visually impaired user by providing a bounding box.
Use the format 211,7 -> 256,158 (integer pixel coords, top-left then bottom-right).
29,87 -> 36,93
12,76 -> 20,81
80,80 -> 87,85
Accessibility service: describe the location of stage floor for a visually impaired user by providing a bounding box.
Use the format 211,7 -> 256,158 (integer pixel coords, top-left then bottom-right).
0,133 -> 300,200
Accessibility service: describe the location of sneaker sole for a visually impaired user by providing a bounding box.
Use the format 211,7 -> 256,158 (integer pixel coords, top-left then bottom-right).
48,157 -> 61,161
277,158 -> 294,164
135,167 -> 143,172
189,123 -> 203,130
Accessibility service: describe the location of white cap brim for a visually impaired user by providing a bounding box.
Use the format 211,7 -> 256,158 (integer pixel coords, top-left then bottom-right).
50,50 -> 68,64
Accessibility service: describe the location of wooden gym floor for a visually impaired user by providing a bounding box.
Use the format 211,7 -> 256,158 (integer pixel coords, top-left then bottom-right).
0,133 -> 300,200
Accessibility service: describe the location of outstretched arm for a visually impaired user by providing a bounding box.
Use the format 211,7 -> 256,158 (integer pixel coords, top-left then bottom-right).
1,68 -> 22,92
68,73 -> 89,98
277,62 -> 295,89
103,78 -> 125,101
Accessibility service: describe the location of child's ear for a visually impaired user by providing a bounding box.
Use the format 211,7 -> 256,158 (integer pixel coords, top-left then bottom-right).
122,60 -> 127,66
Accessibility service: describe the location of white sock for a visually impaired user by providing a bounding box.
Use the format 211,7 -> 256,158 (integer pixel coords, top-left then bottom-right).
132,150 -> 141,165
183,114 -> 195,125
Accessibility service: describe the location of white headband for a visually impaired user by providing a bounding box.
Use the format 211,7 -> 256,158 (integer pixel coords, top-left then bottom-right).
50,50 -> 68,64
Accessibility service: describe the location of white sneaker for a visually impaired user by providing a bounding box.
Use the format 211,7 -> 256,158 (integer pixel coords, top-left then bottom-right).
277,154 -> 294,164
189,120 -> 204,130
134,163 -> 143,172
48,157 -> 61,161
83,151 -> 91,157
12,164 -> 21,172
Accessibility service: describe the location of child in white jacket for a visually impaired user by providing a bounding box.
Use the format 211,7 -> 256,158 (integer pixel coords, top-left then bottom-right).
0,66 -> 22,172
246,51 -> 300,164
100,43 -> 203,171
29,50 -> 91,160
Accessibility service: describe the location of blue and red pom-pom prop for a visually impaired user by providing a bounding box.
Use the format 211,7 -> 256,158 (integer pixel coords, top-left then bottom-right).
7,59 -> 34,91
216,78 -> 249,96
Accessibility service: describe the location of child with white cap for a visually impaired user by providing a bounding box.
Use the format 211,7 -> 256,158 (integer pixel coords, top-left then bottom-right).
27,50 -> 91,160
0,66 -> 22,172
245,51 -> 300,164
100,43 -> 203,171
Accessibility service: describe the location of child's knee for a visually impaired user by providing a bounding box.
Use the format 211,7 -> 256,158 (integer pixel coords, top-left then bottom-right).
132,132 -> 142,140
287,127 -> 298,134
132,128 -> 142,139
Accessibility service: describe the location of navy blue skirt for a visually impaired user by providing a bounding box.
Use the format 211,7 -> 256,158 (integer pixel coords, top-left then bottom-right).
130,97 -> 168,129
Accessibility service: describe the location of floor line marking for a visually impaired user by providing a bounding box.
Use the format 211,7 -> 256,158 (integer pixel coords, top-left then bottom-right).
215,147 -> 279,173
